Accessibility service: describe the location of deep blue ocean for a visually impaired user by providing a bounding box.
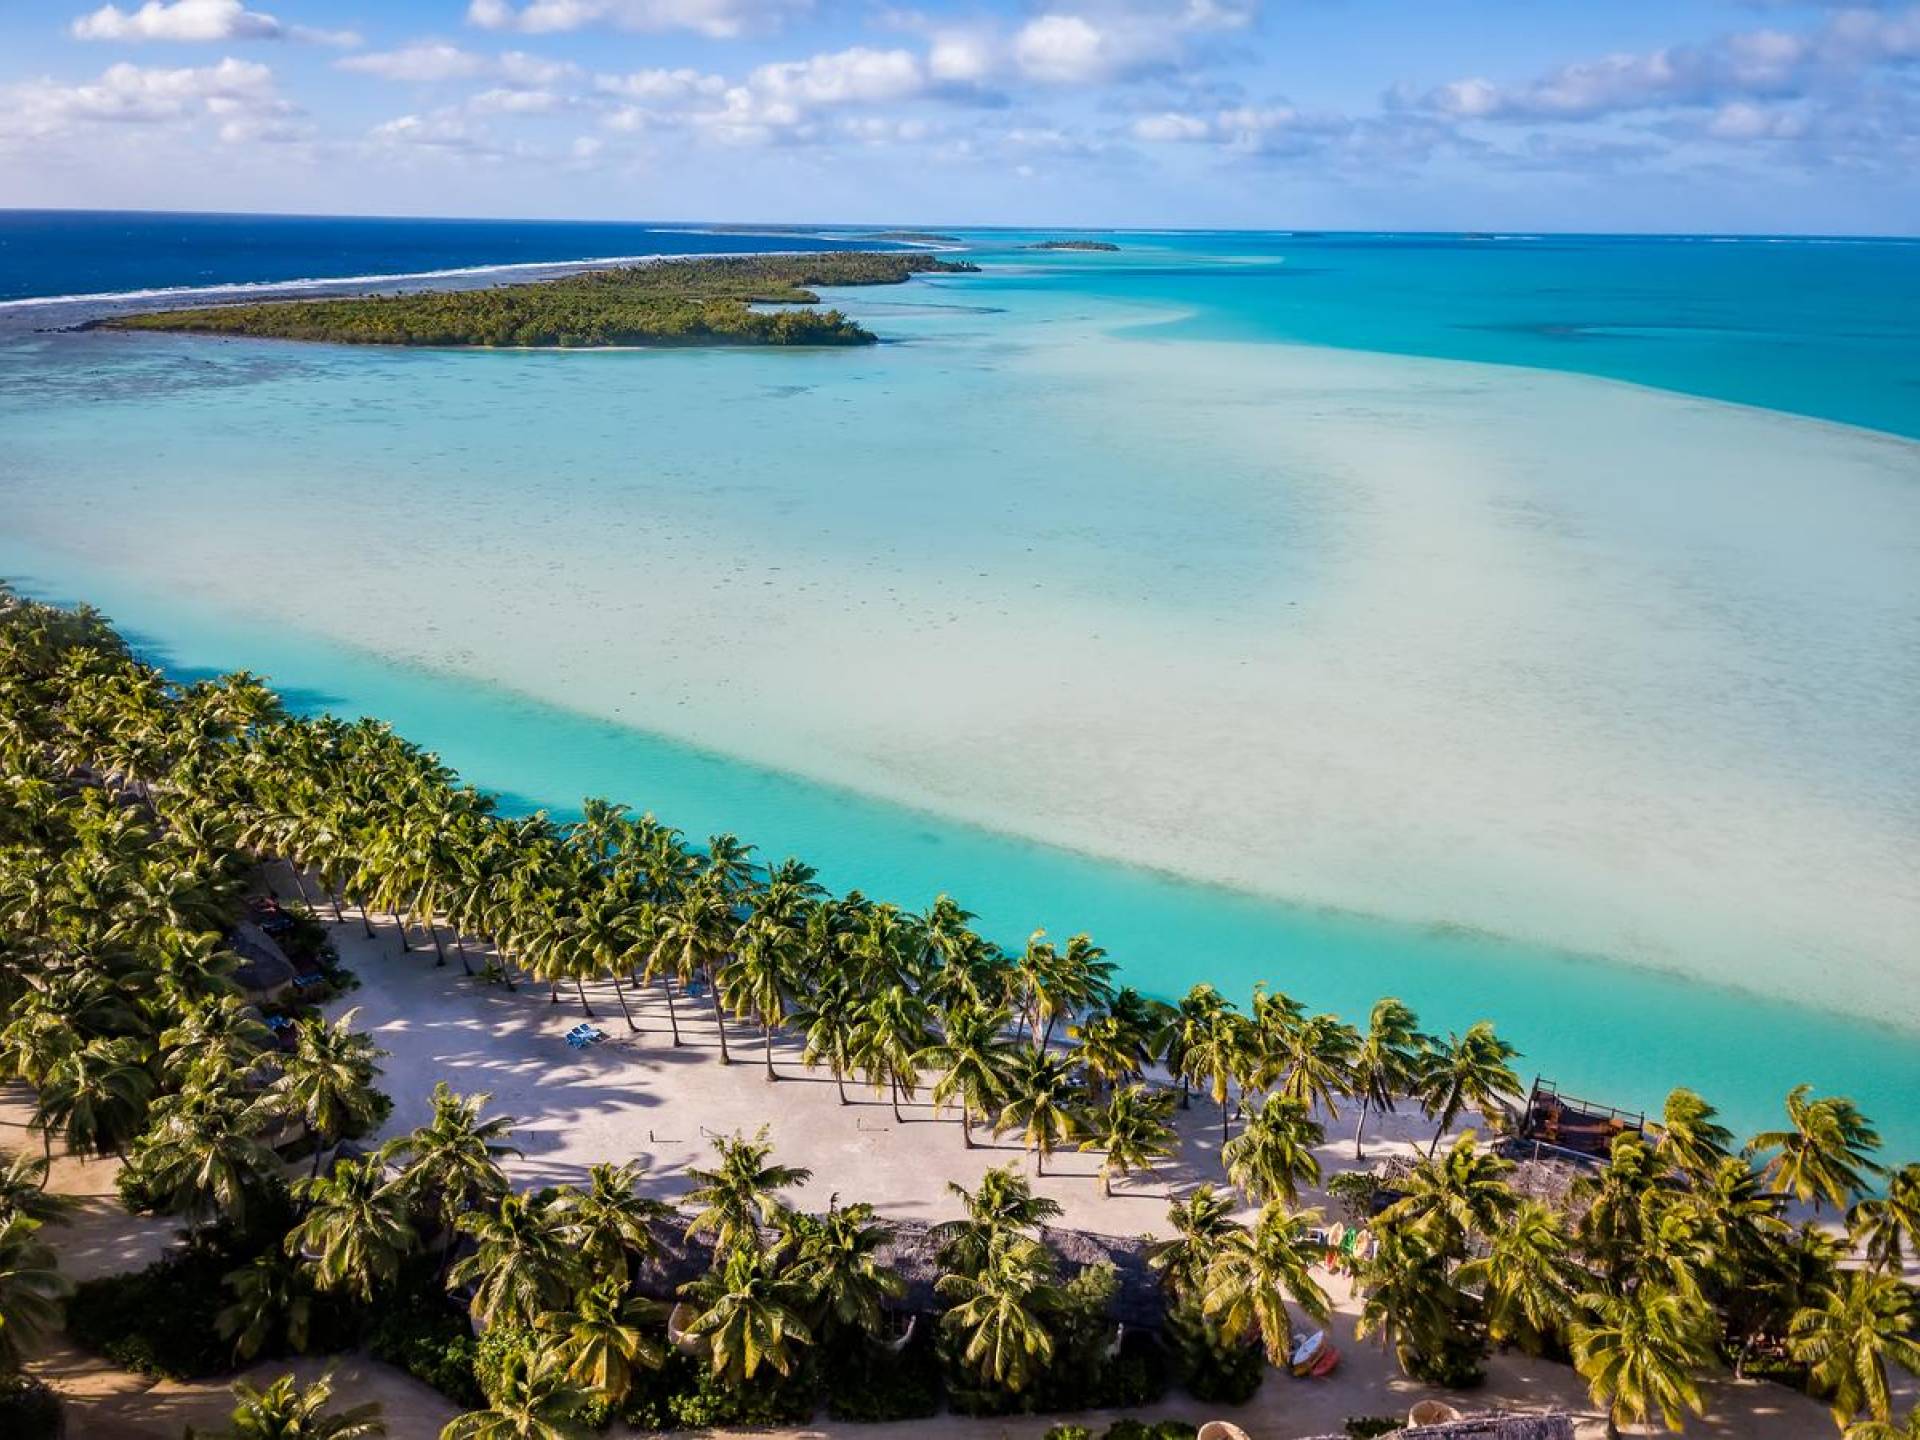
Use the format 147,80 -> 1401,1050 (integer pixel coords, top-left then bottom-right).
0,209 -> 878,303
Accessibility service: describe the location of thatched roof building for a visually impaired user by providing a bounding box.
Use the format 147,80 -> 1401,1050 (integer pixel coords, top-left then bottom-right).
1306,1418 -> 1573,1440
227,920 -> 296,1000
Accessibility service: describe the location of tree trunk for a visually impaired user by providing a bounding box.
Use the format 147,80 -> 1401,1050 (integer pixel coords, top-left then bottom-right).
1180,1075 -> 1191,1110
1104,1168 -> 1113,1197
663,978 -> 682,1046
961,1101 -> 973,1149
709,984 -> 731,1064
1221,1096 -> 1231,1147
424,918 -> 445,966
1354,1100 -> 1370,1162
611,973 -> 637,1032
763,1021 -> 777,1081
392,907 -> 410,953
548,981 -> 561,1005
891,1077 -> 902,1123
455,933 -> 472,977
328,889 -> 343,923
359,905 -> 375,939
1035,1145 -> 1045,1176
284,858 -> 311,905
835,1070 -> 848,1105
575,976 -> 596,1018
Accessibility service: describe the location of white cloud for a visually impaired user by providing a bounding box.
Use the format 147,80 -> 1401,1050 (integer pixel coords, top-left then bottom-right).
596,67 -> 728,102
1012,15 -> 1113,84
0,56 -> 293,145
927,29 -> 997,85
468,87 -> 563,114
369,109 -> 502,154
339,44 -> 490,83
466,0 -> 807,40
1131,109 -> 1211,141
70,0 -> 357,46
748,47 -> 925,105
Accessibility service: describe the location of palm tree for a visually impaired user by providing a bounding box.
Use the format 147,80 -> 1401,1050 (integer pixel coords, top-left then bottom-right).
268,1008 -> 385,1176
1150,1185 -> 1243,1300
1456,1199 -> 1582,1354
1270,1012 -> 1359,1119
853,983 -> 932,1123
221,1372 -> 387,1439
381,1082 -> 520,1261
1419,1020 -> 1520,1157
540,1276 -> 664,1407
935,1232 -> 1061,1395
934,1165 -> 1063,1279
1845,1414 -> 1920,1440
1354,1224 -> 1471,1380
649,876 -> 738,1060
554,1160 -> 670,1281
684,1127 -> 812,1253
440,1344 -> 592,1440
1789,1268 -> 1920,1430
1654,1087 -> 1734,1182
723,865 -> 816,1079
1850,1164 -> 1920,1274
32,1035 -> 154,1161
781,1197 -> 903,1338
0,1214 -> 70,1374
1179,1002 -> 1250,1147
125,1082 -> 280,1234
1157,984 -> 1227,1110
995,1046 -> 1084,1176
1377,1133 -> 1518,1258
1223,1093 -> 1324,1206
1201,1201 -> 1331,1365
1749,1085 -> 1883,1212
922,1000 -> 1019,1148
1349,997 -> 1428,1160
451,1191 -> 582,1330
286,1157 -> 414,1305
791,972 -> 862,1105
679,1243 -> 814,1384
1572,1286 -> 1713,1439
217,1253 -> 313,1362
1083,1083 -> 1178,1196
0,1151 -> 70,1226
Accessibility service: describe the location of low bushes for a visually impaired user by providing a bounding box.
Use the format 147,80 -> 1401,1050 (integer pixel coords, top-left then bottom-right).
0,1375 -> 63,1440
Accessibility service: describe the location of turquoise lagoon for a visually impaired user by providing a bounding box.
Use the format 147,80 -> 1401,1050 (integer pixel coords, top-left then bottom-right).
1,229 -> 1916,1157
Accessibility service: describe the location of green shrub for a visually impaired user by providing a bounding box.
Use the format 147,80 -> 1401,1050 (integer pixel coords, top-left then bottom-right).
67,1249 -> 236,1379
1044,1426 -> 1092,1440
1345,1419 -> 1407,1438
1326,1172 -> 1382,1223
824,1326 -> 943,1422
618,1349 -> 818,1430
0,1375 -> 63,1440
1165,1301 -> 1263,1406
1103,1420 -> 1154,1440
473,1325 -> 541,1405
1093,1332 -> 1169,1410
366,1283 -> 481,1409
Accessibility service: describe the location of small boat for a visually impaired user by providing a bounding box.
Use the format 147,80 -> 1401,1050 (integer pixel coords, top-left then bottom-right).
1196,1424 -> 1252,1440
1409,1400 -> 1462,1426
666,1301 -> 706,1354
1308,1344 -> 1340,1378
1289,1329 -> 1326,1374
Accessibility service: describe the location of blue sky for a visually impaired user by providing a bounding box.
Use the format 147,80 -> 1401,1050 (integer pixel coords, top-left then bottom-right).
1,0 -> 1916,230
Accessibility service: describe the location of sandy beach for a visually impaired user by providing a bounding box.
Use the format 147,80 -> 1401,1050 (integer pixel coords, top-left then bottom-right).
12,903 -> 1902,1439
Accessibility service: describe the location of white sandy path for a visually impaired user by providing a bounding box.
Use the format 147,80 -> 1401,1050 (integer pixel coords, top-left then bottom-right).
8,905 -> 1904,1438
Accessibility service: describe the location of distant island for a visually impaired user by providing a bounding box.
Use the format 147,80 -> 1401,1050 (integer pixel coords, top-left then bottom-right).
105,252 -> 978,349
1027,239 -> 1121,252
868,230 -> 965,244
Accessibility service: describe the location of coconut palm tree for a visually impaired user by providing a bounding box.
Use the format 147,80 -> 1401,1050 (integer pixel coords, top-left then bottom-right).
1223,1093 -> 1324,1206
1179,1001 -> 1251,1147
1150,1185 -> 1243,1300
1201,1201 -> 1331,1365
1269,1012 -> 1359,1120
1846,1415 -> 1920,1440
781,1196 -> 903,1339
217,1253 -> 313,1362
934,1165 -> 1063,1279
1850,1164 -> 1920,1274
1655,1087 -> 1735,1182
722,861 -> 818,1079
554,1160 -> 670,1281
791,971 -> 863,1105
0,1214 -> 70,1374
221,1371 -> 387,1439
936,1232 -> 1061,1395
1749,1085 -> 1883,1212
32,1035 -> 154,1161
440,1344 -> 592,1440
922,1000 -> 1019,1148
679,1242 -> 814,1384
995,1046 -> 1084,1176
1349,997 -> 1428,1160
1419,1020 -> 1520,1157
125,1082 -> 280,1234
684,1128 -> 812,1253
540,1276 -> 664,1406
1378,1132 -> 1519,1258
267,1009 -> 385,1176
451,1191 -> 582,1330
0,1151 -> 70,1226
1457,1199 -> 1583,1354
853,983 -> 932,1123
1789,1268 -> 1920,1431
287,1157 -> 414,1305
645,875 -> 732,1052
1571,1286 -> 1713,1440
380,1083 -> 520,1263
1355,1223 -> 1472,1380
1083,1083 -> 1178,1196
1157,984 -> 1227,1111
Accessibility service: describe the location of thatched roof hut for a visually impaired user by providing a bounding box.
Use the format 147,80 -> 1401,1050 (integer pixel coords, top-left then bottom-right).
227,920 -> 296,1000
1305,1418 -> 1572,1440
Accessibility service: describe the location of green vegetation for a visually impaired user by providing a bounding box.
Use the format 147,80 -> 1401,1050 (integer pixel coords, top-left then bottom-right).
104,252 -> 978,349
4,582 -> 1920,1437
1027,240 -> 1121,252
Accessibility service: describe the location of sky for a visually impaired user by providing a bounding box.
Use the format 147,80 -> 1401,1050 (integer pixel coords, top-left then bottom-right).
0,0 -> 1916,231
